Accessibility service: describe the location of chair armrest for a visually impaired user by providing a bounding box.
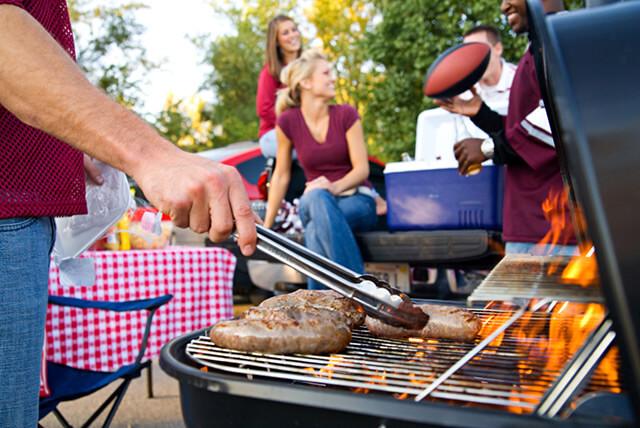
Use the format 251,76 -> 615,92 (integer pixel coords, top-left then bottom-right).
48,294 -> 173,312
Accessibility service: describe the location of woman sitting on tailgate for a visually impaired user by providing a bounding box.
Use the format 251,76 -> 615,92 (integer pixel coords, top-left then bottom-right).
262,49 -> 377,290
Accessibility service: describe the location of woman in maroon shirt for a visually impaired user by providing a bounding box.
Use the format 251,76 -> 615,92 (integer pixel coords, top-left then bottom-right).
263,49 -> 377,289
256,15 -> 302,158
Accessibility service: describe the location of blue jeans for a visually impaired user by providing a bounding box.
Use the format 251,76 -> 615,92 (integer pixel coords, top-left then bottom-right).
298,189 -> 377,290
0,217 -> 55,427
259,129 -> 298,160
505,241 -> 580,256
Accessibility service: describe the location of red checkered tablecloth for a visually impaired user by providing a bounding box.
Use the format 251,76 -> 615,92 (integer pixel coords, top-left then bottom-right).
45,246 -> 236,372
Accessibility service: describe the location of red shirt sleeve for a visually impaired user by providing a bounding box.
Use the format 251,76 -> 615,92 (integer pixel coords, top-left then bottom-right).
340,104 -> 361,130
256,65 -> 281,138
0,1 -> 25,6
503,51 -> 557,171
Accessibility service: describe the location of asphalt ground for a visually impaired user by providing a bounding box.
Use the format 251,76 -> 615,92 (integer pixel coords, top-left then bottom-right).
38,358 -> 186,428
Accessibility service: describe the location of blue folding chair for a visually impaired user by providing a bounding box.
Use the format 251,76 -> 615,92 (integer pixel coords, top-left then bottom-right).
39,293 -> 173,428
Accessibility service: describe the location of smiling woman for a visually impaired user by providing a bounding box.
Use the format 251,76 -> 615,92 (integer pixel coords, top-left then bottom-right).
256,15 -> 303,157
263,48 -> 378,291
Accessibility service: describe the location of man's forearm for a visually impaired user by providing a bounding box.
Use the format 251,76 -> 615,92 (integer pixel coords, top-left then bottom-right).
466,102 -> 524,165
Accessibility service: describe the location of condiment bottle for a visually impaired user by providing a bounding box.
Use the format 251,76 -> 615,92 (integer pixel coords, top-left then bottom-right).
118,211 -> 131,250
103,227 -> 119,251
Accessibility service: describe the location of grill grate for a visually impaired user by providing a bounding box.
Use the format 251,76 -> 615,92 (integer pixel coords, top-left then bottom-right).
468,255 -> 604,304
187,304 -> 621,413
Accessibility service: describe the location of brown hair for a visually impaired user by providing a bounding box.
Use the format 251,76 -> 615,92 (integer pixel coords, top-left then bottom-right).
266,15 -> 302,81
463,24 -> 502,46
275,49 -> 326,115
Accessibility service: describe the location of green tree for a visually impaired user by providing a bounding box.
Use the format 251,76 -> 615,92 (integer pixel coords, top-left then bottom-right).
199,21 -> 263,146
68,1 -> 159,113
196,0 -> 302,147
152,94 -> 214,153
361,0 -> 582,163
307,0 -> 375,107
307,0 -> 382,159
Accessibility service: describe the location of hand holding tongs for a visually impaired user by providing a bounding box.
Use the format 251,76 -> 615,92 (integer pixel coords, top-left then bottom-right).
239,224 -> 429,329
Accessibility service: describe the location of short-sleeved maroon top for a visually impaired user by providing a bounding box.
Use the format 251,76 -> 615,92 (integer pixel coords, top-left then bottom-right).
0,0 -> 86,218
277,104 -> 362,184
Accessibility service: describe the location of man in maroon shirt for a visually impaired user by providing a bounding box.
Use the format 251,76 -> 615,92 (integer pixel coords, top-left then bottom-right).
0,2 -> 257,425
436,0 -> 577,256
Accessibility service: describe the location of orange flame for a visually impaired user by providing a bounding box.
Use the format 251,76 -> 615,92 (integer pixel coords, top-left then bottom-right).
479,300 -> 620,413
537,187 -> 602,287
538,187 -> 572,252
561,251 -> 599,286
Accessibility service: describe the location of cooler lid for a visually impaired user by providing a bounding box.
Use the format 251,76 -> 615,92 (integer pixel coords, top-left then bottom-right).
384,160 -> 494,174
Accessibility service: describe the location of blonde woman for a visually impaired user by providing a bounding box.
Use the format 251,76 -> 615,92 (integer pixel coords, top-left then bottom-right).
263,49 -> 377,289
256,15 -> 302,158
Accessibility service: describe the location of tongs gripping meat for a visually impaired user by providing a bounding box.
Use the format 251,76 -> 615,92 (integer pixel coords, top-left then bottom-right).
246,225 -> 429,330
356,274 -> 429,329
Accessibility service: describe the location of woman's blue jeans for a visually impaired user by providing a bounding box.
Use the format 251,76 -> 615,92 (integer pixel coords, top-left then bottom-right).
0,217 -> 55,427
505,242 -> 579,256
298,189 -> 377,290
259,129 -> 298,160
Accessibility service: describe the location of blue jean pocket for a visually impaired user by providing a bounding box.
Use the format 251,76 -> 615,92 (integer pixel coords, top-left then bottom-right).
0,216 -> 37,232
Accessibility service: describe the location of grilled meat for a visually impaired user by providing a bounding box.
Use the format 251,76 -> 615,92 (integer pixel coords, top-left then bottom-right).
257,289 -> 365,329
211,304 -> 352,354
365,304 -> 481,341
209,289 -> 363,355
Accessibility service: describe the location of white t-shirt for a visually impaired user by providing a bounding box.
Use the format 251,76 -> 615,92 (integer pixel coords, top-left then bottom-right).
474,58 -> 518,115
455,58 -> 518,140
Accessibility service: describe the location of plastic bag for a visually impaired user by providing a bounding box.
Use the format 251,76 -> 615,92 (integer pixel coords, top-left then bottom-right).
52,160 -> 135,270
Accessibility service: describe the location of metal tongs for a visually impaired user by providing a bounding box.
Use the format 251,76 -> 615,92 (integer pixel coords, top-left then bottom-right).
241,224 -> 429,329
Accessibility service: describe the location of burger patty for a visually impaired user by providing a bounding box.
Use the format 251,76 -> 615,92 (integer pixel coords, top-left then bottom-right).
365,304 -> 481,341
209,289 -> 362,355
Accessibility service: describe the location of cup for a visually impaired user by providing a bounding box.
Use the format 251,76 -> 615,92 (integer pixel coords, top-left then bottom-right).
454,115 -> 482,176
464,163 -> 483,176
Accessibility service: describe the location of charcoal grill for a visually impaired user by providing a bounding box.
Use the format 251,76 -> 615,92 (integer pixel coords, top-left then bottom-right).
162,298 -> 630,427
160,2 -> 640,427
186,302 -> 611,403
